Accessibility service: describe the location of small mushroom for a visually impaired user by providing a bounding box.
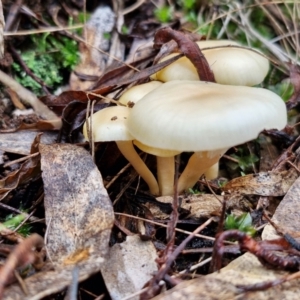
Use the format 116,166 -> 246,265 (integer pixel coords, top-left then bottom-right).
133,140 -> 179,196
83,106 -> 159,195
151,40 -> 269,86
119,81 -> 163,107
203,162 -> 219,180
127,80 -> 287,194
119,81 -> 176,195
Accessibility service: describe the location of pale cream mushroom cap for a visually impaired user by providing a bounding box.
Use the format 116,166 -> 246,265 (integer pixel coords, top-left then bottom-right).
119,81 -> 163,106
127,80 -> 287,152
151,40 -> 269,86
83,106 -> 133,141
133,140 -> 180,157
127,80 -> 286,193
83,106 -> 160,195
118,82 -> 176,195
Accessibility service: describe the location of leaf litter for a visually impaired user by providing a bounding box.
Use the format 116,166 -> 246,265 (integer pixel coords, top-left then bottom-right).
154,161 -> 300,300
0,1 -> 300,299
3,143 -> 114,299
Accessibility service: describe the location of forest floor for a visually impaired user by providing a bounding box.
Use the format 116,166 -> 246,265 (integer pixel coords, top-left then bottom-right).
0,1 -> 300,299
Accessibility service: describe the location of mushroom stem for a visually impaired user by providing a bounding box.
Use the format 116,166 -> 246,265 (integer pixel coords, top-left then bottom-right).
178,150 -> 226,193
157,156 -> 175,196
116,141 -> 160,195
204,162 -> 219,180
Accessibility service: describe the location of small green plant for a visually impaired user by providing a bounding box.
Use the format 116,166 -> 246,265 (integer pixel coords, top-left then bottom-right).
226,146 -> 259,175
103,32 -> 111,40
188,187 -> 203,194
225,212 -> 256,236
121,25 -> 129,35
217,178 -> 228,188
154,6 -> 174,23
12,34 -> 79,95
268,80 -> 294,102
1,213 -> 31,236
177,0 -> 198,26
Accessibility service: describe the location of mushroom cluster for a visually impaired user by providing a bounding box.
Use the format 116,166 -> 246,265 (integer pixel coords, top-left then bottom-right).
126,80 -> 287,194
83,39 -> 287,196
151,40 -> 269,86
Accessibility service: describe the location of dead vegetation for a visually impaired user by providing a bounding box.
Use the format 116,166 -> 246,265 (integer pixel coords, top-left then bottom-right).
0,0 -> 300,299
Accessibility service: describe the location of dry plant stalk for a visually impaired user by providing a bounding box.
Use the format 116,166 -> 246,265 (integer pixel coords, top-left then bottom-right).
0,234 -> 45,298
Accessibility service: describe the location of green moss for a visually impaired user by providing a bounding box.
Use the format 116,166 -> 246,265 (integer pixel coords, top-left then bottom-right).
12,34 -> 79,95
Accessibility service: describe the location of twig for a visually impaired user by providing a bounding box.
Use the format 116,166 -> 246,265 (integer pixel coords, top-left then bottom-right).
178,256 -> 212,274
105,162 -> 131,189
113,174 -> 138,205
154,27 -> 215,82
9,43 -> 51,95
12,210 -> 36,234
4,24 -> 84,36
0,70 -> 61,123
0,234 -> 44,298
0,203 -> 40,223
3,0 -> 23,32
140,218 -> 213,299
3,152 -> 40,168
114,213 -> 215,241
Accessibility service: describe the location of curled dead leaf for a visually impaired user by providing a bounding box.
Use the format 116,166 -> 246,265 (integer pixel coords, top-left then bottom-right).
223,170 -> 298,196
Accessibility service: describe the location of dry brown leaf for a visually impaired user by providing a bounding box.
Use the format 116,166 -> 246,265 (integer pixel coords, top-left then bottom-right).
0,134 -> 41,201
149,194 -> 223,220
152,253 -> 300,300
101,235 -> 158,300
263,174 -> 300,241
153,161 -> 300,299
223,170 -> 298,196
0,131 -> 57,155
259,135 -> 280,172
152,277 -> 238,300
40,55 -> 180,117
0,70 -> 60,121
3,143 -> 114,299
40,143 -> 114,265
154,165 -> 300,299
0,119 -> 62,132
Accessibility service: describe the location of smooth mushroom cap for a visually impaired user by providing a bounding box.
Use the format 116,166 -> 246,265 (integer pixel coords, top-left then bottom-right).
83,106 -> 159,195
151,40 -> 269,86
119,81 -> 163,107
127,80 -> 287,193
83,106 -> 133,142
119,82 -> 174,195
133,140 -> 180,157
118,81 -> 177,196
127,80 -> 287,152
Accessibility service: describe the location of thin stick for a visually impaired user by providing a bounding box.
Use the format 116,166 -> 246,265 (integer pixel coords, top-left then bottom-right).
3,152 -> 39,168
12,210 -> 36,234
105,162 -> 131,189
114,212 -> 216,241
0,70 -> 60,122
